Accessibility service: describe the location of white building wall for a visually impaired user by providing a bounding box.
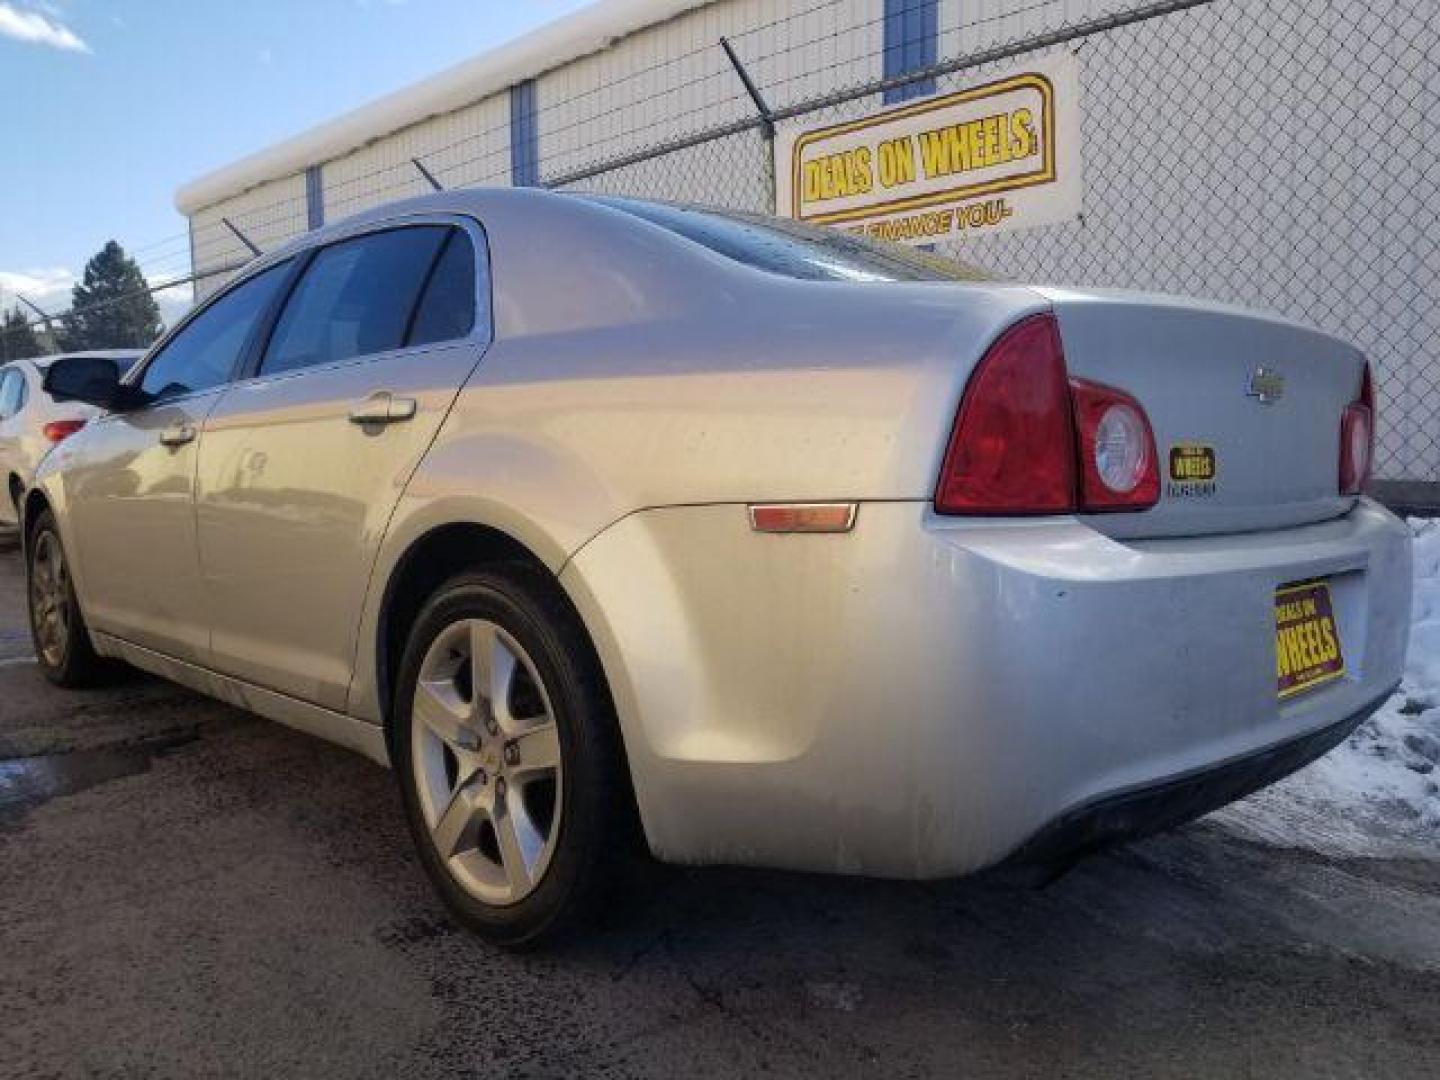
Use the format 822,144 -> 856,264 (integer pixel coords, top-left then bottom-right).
321,93 -> 512,222
937,0 -> 1141,55
189,173 -> 308,300
180,0 -> 1438,481
536,0 -> 881,183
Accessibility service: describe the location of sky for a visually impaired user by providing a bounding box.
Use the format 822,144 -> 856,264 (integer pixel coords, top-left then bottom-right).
0,0 -> 592,328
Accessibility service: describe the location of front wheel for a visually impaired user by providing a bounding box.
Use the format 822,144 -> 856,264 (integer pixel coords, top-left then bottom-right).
393,568 -> 631,948
27,509 -> 109,687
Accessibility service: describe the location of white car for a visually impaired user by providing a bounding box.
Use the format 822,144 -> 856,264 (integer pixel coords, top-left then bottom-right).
0,352 -> 143,525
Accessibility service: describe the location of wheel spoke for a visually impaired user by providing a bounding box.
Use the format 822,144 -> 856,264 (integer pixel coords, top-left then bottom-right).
510,721 -> 560,777
492,795 -> 535,895
470,622 -> 517,730
432,786 -> 483,859
34,552 -> 52,595
414,680 -> 478,750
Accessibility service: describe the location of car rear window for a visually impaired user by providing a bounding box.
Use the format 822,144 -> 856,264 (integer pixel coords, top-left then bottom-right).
584,196 -> 998,284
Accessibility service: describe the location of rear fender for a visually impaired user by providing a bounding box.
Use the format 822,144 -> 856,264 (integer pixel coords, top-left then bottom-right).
346,431 -> 628,726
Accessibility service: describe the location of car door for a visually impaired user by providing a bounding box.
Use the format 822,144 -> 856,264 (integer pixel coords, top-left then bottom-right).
196,218 -> 490,710
58,262 -> 295,663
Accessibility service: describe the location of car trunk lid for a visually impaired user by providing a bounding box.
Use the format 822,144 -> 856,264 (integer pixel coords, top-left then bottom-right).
1036,287 -> 1365,539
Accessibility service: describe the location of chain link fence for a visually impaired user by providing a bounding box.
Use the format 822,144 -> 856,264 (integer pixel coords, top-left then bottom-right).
8,0 -> 1436,494
547,0 -> 1439,491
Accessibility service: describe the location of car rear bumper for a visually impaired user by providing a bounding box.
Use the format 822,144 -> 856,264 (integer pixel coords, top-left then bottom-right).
562,498 -> 1412,878
1003,690 -> 1391,871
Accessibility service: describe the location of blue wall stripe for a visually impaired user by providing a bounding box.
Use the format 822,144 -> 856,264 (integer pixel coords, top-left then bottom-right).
510,80 -> 540,187
883,0 -> 939,104
305,165 -> 324,229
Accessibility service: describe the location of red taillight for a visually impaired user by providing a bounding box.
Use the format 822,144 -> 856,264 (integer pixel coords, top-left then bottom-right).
1339,362 -> 1374,496
934,314 -> 1075,515
42,419 -> 86,444
1069,378 -> 1160,511
935,313 -> 1159,516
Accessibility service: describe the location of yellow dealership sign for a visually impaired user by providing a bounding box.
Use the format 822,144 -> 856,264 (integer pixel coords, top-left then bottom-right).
775,54 -> 1082,244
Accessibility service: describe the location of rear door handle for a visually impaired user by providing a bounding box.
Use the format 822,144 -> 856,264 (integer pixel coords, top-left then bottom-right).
348,392 -> 417,426
159,424 -> 197,448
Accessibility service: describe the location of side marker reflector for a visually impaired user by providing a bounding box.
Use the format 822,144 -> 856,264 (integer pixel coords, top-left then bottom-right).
748,503 -> 857,534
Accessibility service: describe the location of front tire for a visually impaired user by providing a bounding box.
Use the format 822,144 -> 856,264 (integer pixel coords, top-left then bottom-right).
393,568 -> 630,948
26,509 -> 109,688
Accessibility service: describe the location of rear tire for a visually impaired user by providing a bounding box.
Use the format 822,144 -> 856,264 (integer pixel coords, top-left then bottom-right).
393,566 -> 631,948
26,509 -> 111,688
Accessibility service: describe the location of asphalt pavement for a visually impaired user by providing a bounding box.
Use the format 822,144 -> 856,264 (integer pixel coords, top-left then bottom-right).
1,525 -> 1438,1078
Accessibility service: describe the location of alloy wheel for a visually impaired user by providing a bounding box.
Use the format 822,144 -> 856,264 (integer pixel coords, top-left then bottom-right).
30,531 -> 70,668
410,618 -> 564,906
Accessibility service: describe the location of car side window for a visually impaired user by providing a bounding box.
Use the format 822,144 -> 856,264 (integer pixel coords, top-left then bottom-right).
259,226 -> 450,377
0,370 -> 18,419
408,231 -> 477,347
140,262 -> 291,401
13,372 -> 27,413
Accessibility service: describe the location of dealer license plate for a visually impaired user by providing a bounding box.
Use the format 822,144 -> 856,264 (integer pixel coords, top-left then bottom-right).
1275,581 -> 1345,700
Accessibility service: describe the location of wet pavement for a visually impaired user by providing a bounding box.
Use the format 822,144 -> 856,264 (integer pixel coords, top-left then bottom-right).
1,527 -> 1438,1078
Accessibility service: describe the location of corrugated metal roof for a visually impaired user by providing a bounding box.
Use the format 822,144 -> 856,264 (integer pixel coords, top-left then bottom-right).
175,0 -> 716,215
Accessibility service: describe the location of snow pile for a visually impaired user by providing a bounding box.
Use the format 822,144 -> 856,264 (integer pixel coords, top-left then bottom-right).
1409,517 -> 1440,694
1214,517 -> 1440,857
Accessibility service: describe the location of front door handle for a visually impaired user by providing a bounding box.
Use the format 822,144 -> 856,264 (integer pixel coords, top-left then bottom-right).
159,423 -> 197,448
348,392 -> 417,426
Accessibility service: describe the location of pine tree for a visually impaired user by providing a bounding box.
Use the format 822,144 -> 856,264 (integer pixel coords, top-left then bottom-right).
1,306 -> 44,361
61,241 -> 163,350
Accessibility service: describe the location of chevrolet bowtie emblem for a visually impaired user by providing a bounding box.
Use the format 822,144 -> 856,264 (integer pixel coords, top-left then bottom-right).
1247,367 -> 1285,405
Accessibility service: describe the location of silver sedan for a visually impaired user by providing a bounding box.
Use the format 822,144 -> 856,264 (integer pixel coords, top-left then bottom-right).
24,190 -> 1411,946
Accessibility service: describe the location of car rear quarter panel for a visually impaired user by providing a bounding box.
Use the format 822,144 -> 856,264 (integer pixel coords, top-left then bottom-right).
557,499 -> 1409,876
348,196 -> 1046,723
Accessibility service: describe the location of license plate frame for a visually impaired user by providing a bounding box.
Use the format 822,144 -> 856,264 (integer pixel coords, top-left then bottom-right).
1275,580 -> 1345,700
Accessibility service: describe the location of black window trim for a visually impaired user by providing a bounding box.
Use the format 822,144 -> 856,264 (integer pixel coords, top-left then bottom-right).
240,248 -> 317,383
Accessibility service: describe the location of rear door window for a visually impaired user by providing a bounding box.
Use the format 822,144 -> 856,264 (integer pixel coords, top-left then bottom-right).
407,231 -> 477,347
140,262 -> 292,400
260,226 -> 450,377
